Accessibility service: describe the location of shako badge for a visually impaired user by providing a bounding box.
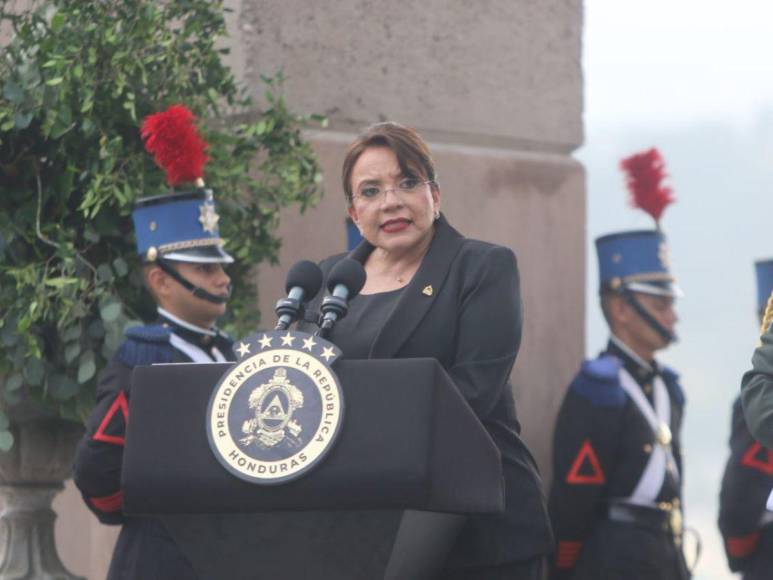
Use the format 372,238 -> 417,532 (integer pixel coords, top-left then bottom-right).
206,330 -> 343,485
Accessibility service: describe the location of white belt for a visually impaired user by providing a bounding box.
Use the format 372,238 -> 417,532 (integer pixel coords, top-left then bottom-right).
618,368 -> 679,505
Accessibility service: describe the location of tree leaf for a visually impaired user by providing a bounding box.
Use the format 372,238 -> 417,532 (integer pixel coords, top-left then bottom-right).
3,81 -> 24,104
23,357 -> 45,386
49,374 -> 79,401
83,229 -> 100,243
4,374 -> 23,392
77,351 -> 96,384
112,257 -> 128,277
97,263 -> 113,283
100,301 -> 122,323
13,112 -> 33,129
62,325 -> 81,342
50,12 -> 66,32
87,319 -> 105,339
50,120 -> 70,139
4,390 -> 22,406
64,342 -> 81,364
0,431 -> 15,452
1,322 -> 19,348
44,277 -> 79,288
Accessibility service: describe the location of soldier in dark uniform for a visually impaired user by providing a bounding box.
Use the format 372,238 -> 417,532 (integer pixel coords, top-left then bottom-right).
720,259 -> 773,578
73,107 -> 236,579
549,149 -> 690,580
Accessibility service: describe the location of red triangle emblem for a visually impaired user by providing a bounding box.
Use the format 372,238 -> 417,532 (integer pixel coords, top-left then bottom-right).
741,441 -> 773,475
566,439 -> 606,485
92,391 -> 129,446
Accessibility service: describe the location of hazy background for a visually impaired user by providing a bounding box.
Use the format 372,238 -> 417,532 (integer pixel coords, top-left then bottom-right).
579,1 -> 773,578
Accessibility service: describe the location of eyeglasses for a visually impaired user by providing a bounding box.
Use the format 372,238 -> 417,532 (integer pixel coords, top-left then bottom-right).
352,178 -> 433,204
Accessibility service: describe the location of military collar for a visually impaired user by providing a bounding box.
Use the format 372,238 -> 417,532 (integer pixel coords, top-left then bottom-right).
607,335 -> 659,386
157,307 -> 219,349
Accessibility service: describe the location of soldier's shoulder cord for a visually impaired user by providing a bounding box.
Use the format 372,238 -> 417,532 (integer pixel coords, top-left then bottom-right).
760,290 -> 773,338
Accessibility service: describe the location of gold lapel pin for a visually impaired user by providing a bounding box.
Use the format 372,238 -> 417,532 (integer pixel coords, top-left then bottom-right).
422,285 -> 433,296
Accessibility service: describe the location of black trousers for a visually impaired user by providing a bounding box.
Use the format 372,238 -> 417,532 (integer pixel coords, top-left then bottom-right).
439,556 -> 544,580
572,520 -> 689,580
739,525 -> 773,580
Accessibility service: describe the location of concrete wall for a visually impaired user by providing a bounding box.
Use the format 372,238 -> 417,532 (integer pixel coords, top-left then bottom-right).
54,1 -> 585,577
242,0 -> 585,473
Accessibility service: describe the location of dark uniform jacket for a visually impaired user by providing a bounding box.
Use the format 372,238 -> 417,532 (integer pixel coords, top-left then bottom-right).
719,396 -> 773,578
309,214 -> 554,573
743,326 -> 773,449
72,313 -> 233,580
549,339 -> 686,580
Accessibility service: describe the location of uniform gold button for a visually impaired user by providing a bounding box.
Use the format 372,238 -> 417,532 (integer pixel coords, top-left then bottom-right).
643,444 -> 653,454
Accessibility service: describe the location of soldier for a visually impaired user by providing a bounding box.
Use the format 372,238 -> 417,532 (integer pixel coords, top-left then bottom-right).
724,260 -> 773,578
73,106 -> 235,579
549,149 -> 690,579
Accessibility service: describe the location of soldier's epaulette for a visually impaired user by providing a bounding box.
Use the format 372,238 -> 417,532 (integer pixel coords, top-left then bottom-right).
569,355 -> 627,407
116,325 -> 176,367
660,365 -> 685,406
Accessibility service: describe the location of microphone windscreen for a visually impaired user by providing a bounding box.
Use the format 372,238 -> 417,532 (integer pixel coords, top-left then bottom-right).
285,260 -> 323,299
326,258 -> 367,297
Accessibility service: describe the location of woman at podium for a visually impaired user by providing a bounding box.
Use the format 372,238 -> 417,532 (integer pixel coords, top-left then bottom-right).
316,122 -> 553,579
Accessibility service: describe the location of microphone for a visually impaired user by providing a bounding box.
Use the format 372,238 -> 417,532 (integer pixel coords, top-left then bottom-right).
274,260 -> 323,330
316,258 -> 367,337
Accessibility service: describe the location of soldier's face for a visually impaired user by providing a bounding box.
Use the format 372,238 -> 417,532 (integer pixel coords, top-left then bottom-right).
625,293 -> 678,351
154,262 -> 231,328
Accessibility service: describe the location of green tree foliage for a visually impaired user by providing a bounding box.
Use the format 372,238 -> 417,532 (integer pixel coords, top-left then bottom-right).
0,0 -> 325,449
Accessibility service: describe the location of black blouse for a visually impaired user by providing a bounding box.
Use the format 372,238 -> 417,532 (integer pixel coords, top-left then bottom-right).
326,287 -> 405,358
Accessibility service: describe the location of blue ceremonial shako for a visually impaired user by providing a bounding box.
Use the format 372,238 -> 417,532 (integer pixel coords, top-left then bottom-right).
596,229 -> 681,298
132,189 -> 233,305
755,258 -> 773,314
132,189 -> 233,264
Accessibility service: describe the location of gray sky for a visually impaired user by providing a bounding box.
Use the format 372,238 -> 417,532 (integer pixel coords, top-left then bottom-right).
578,2 -> 773,578
584,0 -> 773,131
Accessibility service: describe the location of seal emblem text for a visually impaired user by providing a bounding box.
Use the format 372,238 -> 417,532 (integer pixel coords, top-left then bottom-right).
206,330 -> 343,485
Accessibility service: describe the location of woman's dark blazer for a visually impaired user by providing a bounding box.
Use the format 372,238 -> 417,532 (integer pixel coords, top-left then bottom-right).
312,214 -> 553,569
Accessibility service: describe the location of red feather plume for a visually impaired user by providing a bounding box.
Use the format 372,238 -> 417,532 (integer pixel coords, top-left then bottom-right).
141,105 -> 209,187
619,148 -> 675,223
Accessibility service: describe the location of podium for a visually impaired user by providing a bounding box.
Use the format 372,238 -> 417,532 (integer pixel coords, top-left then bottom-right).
123,358 -> 504,579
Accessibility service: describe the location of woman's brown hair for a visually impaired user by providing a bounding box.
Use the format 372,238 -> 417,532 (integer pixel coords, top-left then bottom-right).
341,122 -> 436,206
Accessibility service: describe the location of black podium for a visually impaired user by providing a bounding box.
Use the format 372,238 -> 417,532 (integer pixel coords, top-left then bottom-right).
122,359 -> 504,579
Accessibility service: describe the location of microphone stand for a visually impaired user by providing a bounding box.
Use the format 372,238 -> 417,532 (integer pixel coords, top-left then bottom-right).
314,295 -> 349,338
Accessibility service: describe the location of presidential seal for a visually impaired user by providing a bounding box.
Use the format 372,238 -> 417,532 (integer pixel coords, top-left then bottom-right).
206,330 -> 343,485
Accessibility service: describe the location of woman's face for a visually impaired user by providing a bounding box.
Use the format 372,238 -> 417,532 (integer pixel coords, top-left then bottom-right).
347,146 -> 440,255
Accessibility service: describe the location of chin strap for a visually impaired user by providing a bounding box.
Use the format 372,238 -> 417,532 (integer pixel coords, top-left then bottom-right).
621,288 -> 677,344
156,259 -> 231,305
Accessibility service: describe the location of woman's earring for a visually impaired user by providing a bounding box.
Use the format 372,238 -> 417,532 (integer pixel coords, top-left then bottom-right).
434,209 -> 440,221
